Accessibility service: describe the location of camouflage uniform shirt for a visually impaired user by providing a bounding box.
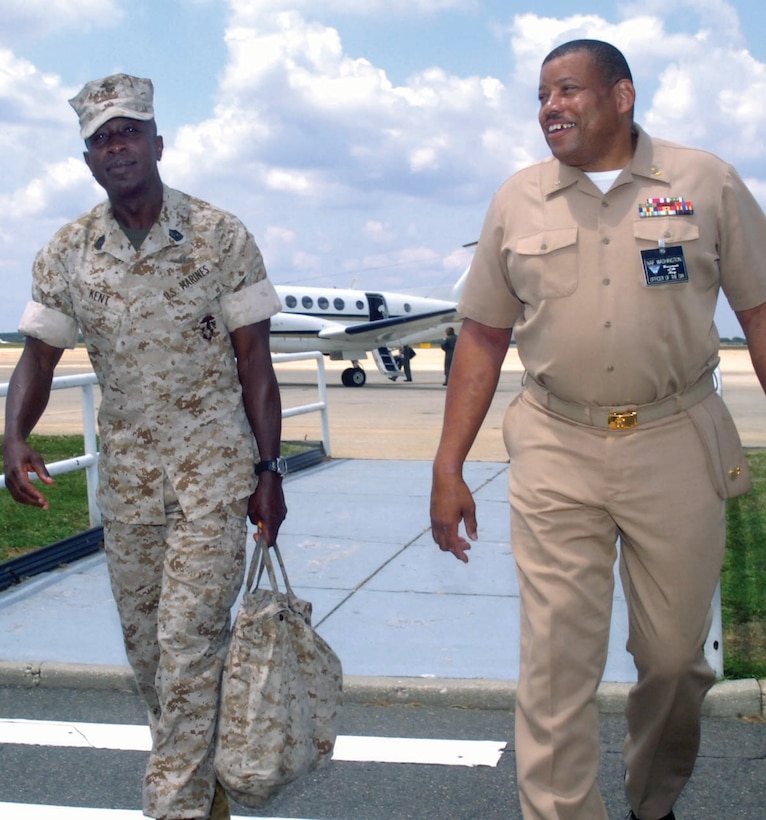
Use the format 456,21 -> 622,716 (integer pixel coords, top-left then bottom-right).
19,185 -> 282,524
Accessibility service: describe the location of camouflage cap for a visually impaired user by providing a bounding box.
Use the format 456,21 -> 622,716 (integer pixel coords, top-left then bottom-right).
69,73 -> 154,139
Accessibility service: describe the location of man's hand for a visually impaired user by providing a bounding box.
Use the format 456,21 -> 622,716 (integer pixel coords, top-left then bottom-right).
3,335 -> 63,510
3,439 -> 54,510
430,468 -> 478,563
231,319 -> 287,546
248,471 -> 287,546
428,319 -> 512,564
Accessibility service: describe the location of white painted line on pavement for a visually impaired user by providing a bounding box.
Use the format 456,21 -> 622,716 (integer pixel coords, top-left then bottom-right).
0,718 -> 151,751
333,735 -> 506,767
0,718 -> 506,767
0,806 -> 300,820
0,807 -> 142,820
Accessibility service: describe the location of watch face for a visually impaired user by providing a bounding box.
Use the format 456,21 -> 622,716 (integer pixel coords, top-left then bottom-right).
257,457 -> 287,476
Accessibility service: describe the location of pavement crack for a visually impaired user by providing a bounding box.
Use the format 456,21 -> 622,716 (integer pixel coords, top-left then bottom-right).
315,527 -> 430,627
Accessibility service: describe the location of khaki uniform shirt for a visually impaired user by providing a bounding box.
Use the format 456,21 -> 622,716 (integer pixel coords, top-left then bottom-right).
20,186 -> 282,523
460,126 -> 766,406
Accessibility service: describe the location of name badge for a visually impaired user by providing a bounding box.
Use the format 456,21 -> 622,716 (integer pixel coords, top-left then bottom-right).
640,245 -> 688,286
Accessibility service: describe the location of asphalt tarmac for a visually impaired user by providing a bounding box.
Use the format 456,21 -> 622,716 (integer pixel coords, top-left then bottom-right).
1,685 -> 764,819
3,345 -> 766,458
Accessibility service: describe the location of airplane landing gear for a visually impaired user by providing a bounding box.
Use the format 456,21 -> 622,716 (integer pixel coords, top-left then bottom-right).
341,366 -> 366,387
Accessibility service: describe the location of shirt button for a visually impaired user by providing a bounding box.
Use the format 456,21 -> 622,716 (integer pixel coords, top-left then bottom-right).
606,365 -> 615,372
602,278 -> 611,286
604,321 -> 612,328
602,237 -> 610,245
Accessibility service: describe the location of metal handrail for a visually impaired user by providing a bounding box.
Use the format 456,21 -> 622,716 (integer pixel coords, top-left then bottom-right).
1,373 -> 101,526
1,351 -> 331,527
273,351 -> 331,457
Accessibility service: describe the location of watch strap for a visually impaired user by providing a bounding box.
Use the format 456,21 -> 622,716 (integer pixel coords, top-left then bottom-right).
255,457 -> 287,476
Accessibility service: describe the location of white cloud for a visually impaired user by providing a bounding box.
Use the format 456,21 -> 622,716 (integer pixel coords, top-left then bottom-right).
1,0 -> 123,42
0,155 -> 98,329
0,49 -> 76,127
0,1 -> 763,337
645,46 -> 766,166
228,0 -> 475,18
743,176 -> 766,203
363,220 -> 396,242
265,168 -> 312,194
265,225 -> 296,242
0,49 -> 89,211
504,8 -> 766,174
0,158 -> 92,219
621,0 -> 743,44
161,4 -> 531,225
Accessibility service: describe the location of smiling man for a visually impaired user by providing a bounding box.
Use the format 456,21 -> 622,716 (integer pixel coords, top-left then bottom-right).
3,74 -> 287,820
538,43 -> 636,172
430,40 -> 766,820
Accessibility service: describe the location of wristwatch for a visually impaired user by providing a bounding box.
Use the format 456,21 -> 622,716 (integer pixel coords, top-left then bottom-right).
255,456 -> 288,477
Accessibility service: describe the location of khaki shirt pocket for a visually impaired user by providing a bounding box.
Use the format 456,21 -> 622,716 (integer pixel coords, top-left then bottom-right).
161,274 -> 225,326
69,280 -> 126,341
509,227 -> 578,301
685,393 -> 751,499
633,219 -> 700,246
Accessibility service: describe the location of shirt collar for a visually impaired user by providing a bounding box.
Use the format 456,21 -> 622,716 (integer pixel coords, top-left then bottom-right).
541,124 -> 670,197
94,185 -> 189,258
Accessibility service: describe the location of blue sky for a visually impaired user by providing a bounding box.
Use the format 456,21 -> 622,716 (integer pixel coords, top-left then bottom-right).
2,0 -> 765,336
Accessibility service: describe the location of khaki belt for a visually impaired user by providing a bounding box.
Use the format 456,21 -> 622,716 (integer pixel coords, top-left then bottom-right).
524,374 -> 716,430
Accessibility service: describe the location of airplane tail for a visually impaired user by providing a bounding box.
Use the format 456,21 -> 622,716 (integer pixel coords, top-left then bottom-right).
449,267 -> 470,301
410,264 -> 471,302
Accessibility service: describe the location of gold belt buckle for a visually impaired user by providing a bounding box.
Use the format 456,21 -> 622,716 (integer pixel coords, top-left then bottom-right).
608,409 -> 638,430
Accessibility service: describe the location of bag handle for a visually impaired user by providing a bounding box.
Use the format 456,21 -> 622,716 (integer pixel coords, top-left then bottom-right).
245,538 -> 297,602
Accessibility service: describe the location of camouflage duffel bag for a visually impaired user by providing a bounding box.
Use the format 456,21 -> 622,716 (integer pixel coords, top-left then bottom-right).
214,539 -> 343,807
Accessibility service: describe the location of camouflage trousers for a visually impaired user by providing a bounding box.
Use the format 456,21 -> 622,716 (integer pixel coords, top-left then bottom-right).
104,495 -> 248,819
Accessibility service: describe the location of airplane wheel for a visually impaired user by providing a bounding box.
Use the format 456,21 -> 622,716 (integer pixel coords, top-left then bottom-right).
341,367 -> 366,387
351,368 -> 366,387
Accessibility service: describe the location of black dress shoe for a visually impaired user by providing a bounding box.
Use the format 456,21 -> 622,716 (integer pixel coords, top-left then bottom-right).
626,811 -> 675,820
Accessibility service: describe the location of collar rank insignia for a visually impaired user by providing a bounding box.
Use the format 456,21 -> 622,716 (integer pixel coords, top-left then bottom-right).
639,197 -> 693,218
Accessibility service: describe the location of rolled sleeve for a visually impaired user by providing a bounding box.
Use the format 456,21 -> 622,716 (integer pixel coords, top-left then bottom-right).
18,301 -> 78,349
220,278 -> 282,332
459,193 -> 522,329
718,165 -> 766,312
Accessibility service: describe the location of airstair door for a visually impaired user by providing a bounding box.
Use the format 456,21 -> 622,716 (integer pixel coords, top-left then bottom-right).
373,346 -> 400,379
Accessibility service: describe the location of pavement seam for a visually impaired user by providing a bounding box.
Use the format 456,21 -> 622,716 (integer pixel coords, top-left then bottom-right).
314,526 -> 431,629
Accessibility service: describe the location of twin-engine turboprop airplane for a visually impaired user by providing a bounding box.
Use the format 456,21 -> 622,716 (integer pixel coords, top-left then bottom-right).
269,272 -> 466,386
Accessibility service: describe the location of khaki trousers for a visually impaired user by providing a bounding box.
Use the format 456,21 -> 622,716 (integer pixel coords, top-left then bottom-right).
104,495 -> 247,819
504,391 -> 724,820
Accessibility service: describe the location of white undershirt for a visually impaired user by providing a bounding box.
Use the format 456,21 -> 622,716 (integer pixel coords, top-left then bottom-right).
585,169 -> 622,194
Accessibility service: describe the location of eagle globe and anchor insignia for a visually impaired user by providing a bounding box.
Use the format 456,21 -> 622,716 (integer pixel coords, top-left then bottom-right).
200,314 -> 218,341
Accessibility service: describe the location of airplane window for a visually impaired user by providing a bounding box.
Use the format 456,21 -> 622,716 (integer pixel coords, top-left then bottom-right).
285,295 -> 297,308
318,297 -> 329,310
356,300 -> 364,310
302,296 -> 314,309
404,303 -> 412,313
334,297 -> 345,311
